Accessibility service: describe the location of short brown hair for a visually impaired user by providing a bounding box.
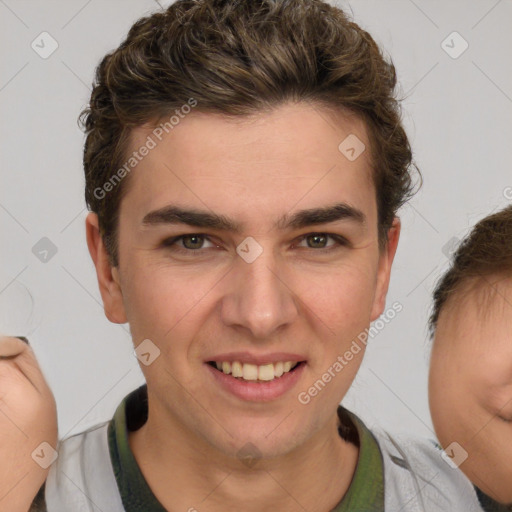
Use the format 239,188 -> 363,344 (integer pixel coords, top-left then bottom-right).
429,204 -> 512,337
79,0 -> 419,267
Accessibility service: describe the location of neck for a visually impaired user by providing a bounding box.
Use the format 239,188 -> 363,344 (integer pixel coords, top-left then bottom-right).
129,401 -> 359,512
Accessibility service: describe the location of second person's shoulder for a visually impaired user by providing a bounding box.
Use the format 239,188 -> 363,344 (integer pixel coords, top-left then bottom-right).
370,427 -> 484,511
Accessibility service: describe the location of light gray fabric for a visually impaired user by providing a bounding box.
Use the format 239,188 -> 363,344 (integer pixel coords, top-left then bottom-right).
45,422 -> 125,512
374,429 -> 483,512
45,420 -> 485,511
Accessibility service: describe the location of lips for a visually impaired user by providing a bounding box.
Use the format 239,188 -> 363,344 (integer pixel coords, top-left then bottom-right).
205,359 -> 307,401
203,351 -> 308,400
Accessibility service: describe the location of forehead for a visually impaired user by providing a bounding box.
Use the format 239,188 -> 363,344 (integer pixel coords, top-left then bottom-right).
436,276 -> 512,346
120,102 -> 376,229
433,278 -> 512,393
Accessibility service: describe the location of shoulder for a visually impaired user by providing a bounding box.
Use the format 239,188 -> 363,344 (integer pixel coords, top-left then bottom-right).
51,420 -> 111,473
370,428 -> 484,512
44,421 -> 125,511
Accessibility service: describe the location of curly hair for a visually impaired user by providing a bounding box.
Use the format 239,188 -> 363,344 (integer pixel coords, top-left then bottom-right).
429,204 -> 512,338
79,0 -> 420,267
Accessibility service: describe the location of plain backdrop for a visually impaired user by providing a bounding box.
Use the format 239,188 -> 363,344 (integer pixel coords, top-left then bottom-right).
1,0 -> 511,441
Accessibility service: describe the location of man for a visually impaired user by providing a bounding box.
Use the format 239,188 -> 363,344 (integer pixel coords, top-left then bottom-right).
429,205 -> 512,511
1,0 -> 485,510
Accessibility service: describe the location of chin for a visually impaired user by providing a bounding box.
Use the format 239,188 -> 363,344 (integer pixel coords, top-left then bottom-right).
216,423 -> 304,461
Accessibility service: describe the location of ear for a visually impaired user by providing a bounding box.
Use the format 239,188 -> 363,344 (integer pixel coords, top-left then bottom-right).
370,217 -> 401,322
85,212 -> 127,324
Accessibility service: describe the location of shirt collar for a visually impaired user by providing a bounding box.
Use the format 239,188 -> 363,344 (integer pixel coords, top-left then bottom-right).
108,384 -> 384,511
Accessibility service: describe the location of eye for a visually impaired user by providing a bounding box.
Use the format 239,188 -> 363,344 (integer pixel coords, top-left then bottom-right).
162,234 -> 218,254
295,233 -> 348,251
160,232 -> 349,257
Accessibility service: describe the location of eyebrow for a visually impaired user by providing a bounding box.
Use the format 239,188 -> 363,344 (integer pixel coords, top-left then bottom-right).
141,202 -> 366,233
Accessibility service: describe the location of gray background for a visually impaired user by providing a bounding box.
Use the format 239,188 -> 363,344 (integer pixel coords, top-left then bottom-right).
1,0 -> 511,441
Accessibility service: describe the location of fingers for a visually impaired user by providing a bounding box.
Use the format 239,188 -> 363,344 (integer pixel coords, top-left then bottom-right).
0,336 -> 30,359
0,336 -> 52,397
0,336 -> 57,511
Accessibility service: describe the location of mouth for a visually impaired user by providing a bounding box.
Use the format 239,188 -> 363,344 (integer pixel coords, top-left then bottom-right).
205,358 -> 307,402
206,360 -> 306,383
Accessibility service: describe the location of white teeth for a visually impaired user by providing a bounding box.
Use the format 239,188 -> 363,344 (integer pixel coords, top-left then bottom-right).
258,363 -> 275,381
274,361 -> 284,378
211,360 -> 300,381
242,363 -> 258,380
231,361 -> 243,378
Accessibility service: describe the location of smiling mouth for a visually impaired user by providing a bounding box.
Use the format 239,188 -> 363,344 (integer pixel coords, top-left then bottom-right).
206,360 -> 306,383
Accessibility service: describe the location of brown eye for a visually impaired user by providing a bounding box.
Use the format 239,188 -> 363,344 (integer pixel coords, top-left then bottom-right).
161,234 -> 217,254
296,233 -> 348,251
181,234 -> 206,250
307,234 -> 329,248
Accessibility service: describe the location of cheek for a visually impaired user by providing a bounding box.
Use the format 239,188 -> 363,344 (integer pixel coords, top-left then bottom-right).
429,355 -> 512,497
429,349 -> 470,439
302,262 -> 376,306
329,260 -> 377,313
122,249 -> 378,348
458,415 -> 512,503
478,384 -> 512,427
296,263 -> 377,344
121,262 -> 216,340
430,347 -> 495,445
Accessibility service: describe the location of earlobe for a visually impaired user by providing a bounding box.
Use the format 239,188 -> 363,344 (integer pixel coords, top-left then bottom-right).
370,218 -> 401,321
85,212 -> 128,324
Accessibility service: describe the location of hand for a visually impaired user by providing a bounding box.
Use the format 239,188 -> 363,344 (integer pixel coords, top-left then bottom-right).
0,336 -> 58,512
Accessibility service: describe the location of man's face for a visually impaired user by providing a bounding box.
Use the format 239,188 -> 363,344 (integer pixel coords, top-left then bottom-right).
429,277 -> 512,504
92,102 -> 398,459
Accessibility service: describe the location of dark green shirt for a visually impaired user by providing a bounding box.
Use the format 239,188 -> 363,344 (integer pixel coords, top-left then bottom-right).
108,384 -> 384,511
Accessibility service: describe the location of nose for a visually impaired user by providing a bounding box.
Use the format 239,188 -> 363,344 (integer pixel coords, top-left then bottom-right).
220,245 -> 299,340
